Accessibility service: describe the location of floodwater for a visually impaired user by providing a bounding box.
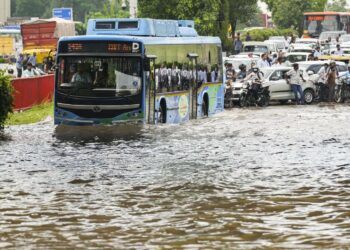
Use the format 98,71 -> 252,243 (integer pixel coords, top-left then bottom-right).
1,105 -> 350,249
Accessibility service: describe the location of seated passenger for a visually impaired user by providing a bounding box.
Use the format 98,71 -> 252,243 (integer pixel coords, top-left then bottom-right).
94,63 -> 109,87
71,63 -> 92,85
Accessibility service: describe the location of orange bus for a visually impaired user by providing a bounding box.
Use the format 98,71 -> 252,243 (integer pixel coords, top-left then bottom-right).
303,12 -> 350,38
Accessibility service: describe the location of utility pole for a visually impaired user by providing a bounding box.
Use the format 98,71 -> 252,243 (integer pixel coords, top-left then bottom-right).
128,0 -> 138,18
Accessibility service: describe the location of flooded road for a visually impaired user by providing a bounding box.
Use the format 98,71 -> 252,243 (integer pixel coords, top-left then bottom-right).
1,105 -> 350,249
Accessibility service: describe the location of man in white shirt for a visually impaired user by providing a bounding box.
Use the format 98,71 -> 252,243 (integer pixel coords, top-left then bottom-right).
286,63 -> 306,104
257,53 -> 271,68
22,63 -> 38,78
313,46 -> 323,58
198,67 -> 207,83
333,44 -> 344,56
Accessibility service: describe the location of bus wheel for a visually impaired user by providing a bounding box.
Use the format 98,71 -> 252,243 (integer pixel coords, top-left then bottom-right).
158,100 -> 167,123
202,94 -> 209,117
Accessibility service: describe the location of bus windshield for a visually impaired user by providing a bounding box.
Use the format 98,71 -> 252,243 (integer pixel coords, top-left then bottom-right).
57,56 -> 142,98
304,15 -> 339,37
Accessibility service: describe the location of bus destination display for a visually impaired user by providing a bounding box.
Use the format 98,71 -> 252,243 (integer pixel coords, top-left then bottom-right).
61,41 -> 138,54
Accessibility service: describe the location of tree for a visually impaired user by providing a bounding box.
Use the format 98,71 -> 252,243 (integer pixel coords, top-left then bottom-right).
13,0 -> 47,18
326,0 -> 348,12
0,71 -> 13,131
263,0 -> 328,34
138,0 -> 259,50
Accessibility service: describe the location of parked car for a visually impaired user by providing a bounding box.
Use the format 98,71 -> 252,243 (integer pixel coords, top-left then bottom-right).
261,67 -> 316,104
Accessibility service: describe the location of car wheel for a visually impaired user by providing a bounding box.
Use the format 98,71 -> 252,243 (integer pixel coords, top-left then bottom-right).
279,100 -> 288,105
304,89 -> 314,104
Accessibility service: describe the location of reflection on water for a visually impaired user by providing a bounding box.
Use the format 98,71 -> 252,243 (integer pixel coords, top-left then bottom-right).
54,124 -> 145,143
1,105 -> 350,249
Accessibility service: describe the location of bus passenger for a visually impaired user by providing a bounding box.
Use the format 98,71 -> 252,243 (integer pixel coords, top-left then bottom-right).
158,63 -> 169,92
94,63 -> 109,87
71,63 -> 92,86
211,66 -> 218,82
180,65 -> 191,90
170,64 -> 180,91
198,67 -> 207,84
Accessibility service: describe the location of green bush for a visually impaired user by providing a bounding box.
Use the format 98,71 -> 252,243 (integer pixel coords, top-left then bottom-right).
242,28 -> 298,41
0,70 -> 13,130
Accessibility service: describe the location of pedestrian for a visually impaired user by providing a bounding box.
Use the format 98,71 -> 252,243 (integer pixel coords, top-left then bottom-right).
15,53 -> 24,78
313,46 -> 323,58
333,44 -> 344,56
234,34 -> 243,55
22,62 -> 38,78
257,53 -> 270,68
28,52 -> 37,67
284,35 -> 289,50
286,63 -> 306,105
326,61 -> 338,102
246,32 -> 252,41
225,63 -> 236,82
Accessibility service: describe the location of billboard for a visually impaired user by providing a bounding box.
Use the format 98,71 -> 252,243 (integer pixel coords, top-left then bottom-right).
52,8 -> 73,21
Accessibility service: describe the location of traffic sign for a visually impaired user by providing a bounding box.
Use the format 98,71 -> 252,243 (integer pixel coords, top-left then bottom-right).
52,8 -> 73,21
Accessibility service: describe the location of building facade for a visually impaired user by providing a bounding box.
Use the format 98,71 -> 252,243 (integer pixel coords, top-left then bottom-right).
0,0 -> 11,24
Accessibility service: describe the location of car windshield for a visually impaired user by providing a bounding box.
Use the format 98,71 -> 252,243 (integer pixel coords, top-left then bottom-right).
341,35 -> 350,42
244,45 -> 268,53
260,68 -> 274,78
224,59 -> 255,71
320,32 -> 345,40
57,56 -> 142,98
287,54 -> 307,63
305,15 -> 339,36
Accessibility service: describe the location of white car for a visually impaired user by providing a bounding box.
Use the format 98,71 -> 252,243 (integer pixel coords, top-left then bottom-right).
340,34 -> 350,43
223,57 -> 258,82
268,36 -> 285,41
242,41 -> 277,56
295,38 -> 318,47
286,52 -> 310,63
261,67 -> 316,104
289,44 -> 314,53
298,61 -> 348,76
265,39 -> 286,51
320,31 -> 346,44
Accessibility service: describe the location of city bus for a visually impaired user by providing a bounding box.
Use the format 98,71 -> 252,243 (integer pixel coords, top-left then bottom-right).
54,18 -> 224,126
303,12 -> 350,38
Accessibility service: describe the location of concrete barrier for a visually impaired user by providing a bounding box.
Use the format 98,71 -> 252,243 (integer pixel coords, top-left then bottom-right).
11,74 -> 54,111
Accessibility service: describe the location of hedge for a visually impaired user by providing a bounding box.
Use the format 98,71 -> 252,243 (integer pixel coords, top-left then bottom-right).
241,28 -> 298,42
0,70 -> 13,130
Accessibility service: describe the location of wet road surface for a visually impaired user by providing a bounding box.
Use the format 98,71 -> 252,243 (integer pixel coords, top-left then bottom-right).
1,104 -> 350,249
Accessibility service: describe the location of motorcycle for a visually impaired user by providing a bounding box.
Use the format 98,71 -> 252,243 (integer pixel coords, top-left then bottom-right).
238,79 -> 270,107
335,75 -> 350,103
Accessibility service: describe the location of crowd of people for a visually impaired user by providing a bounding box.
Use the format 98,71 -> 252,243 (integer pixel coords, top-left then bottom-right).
225,33 -> 350,105
14,52 -> 55,78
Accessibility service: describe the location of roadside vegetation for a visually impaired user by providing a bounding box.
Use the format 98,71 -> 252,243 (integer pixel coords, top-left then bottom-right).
6,102 -> 53,126
0,70 -> 13,131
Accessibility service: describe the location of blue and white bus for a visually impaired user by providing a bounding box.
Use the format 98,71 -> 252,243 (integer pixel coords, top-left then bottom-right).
54,18 -> 224,125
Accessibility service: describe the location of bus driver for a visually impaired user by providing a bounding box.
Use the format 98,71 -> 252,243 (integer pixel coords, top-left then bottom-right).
71,63 -> 92,86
